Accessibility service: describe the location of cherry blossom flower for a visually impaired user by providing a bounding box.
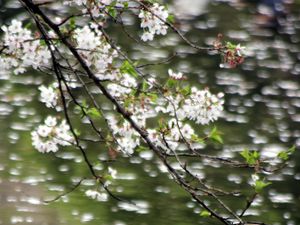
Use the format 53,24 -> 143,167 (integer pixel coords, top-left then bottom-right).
183,88 -> 224,125
0,20 -> 51,74
74,24 -> 118,80
108,167 -> 117,179
31,116 -> 74,153
139,3 -> 169,42
223,42 -> 246,68
168,69 -> 184,80
38,85 -> 59,108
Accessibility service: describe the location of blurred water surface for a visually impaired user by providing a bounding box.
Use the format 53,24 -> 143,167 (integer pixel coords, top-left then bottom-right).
0,0 -> 300,225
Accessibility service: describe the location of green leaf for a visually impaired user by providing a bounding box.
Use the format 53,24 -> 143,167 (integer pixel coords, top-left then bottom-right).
167,14 -> 175,23
87,107 -> 101,119
123,1 -> 129,9
74,129 -> 81,136
165,78 -> 177,88
158,119 -> 166,130
81,99 -> 88,109
69,17 -> 76,30
277,151 -> 289,160
240,149 -> 260,165
226,41 -> 236,49
191,134 -> 205,144
254,180 -> 271,193
39,39 -> 46,46
24,22 -> 32,29
147,93 -> 158,103
124,98 -> 132,108
104,174 -> 113,181
120,60 -> 138,78
136,146 -> 148,152
181,85 -> 191,96
142,80 -> 149,92
277,145 -> 296,161
108,6 -> 117,18
200,210 -> 211,217
107,0 -> 117,18
209,126 -> 223,144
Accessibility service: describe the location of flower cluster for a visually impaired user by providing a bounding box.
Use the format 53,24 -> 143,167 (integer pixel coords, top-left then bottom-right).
139,3 -> 169,41
31,116 -> 74,153
39,84 -> 59,109
106,86 -> 222,153
183,87 -> 224,125
223,43 -> 246,68
107,73 -> 137,97
168,69 -> 185,80
74,24 -> 119,80
0,20 -> 51,74
64,0 -> 124,18
162,119 -> 195,151
0,16 -> 224,157
105,94 -> 158,154
156,85 -> 224,125
213,35 -> 246,68
128,98 -> 156,128
107,116 -> 140,155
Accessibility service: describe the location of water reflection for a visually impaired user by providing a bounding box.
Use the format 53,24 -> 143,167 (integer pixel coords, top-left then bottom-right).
173,0 -> 209,19
0,0 -> 300,224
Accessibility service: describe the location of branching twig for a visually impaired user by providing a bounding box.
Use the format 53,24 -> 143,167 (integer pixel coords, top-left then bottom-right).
43,177 -> 86,203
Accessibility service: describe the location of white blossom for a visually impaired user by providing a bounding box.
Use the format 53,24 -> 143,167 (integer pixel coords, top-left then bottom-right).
31,116 -> 74,153
155,70 -> 224,125
106,116 -> 140,155
235,44 -> 246,57
108,167 -> 117,179
164,119 -> 195,150
107,73 -> 137,97
64,0 -> 125,18
155,94 -> 186,121
38,85 -> 59,108
139,3 -> 169,41
0,20 -> 51,74
249,174 -> 260,187
74,24 -> 118,80
168,69 -> 184,80
141,31 -> 154,42
183,87 -> 224,125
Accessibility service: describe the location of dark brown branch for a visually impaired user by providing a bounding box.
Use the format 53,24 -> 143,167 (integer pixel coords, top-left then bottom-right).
19,1 -> 230,223
239,193 -> 258,217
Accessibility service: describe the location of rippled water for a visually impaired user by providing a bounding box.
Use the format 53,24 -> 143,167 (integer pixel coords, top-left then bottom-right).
1,0 -> 300,225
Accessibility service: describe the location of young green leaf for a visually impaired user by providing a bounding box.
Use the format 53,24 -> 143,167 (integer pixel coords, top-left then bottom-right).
87,107 -> 101,119
120,60 -> 138,78
165,78 -> 177,89
167,14 -> 175,23
209,126 -> 223,144
108,6 -> 117,18
69,17 -> 76,30
254,180 -> 271,193
200,210 -> 211,217
181,85 -> 191,96
240,149 -> 260,165
277,145 -> 296,161
74,129 -> 81,136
